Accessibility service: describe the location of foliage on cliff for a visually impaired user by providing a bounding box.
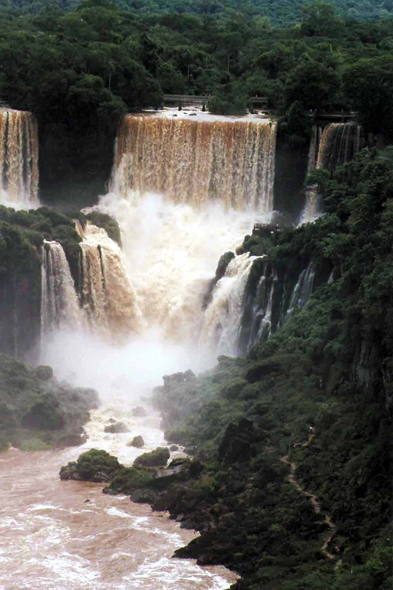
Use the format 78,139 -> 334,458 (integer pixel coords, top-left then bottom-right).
0,354 -> 99,450
0,205 -> 121,358
146,150 -> 393,589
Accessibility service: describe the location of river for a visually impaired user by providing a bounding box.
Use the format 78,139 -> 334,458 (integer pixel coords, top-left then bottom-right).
0,401 -> 238,590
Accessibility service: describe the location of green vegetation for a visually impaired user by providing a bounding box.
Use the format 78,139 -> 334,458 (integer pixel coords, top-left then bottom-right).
133,446 -> 170,466
0,354 -> 99,450
60,448 -> 122,480
0,1 -> 393,202
0,204 -> 121,359
143,149 -> 392,588
1,0 -> 392,26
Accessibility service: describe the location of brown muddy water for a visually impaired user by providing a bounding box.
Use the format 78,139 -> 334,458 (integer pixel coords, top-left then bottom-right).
0,405 -> 238,590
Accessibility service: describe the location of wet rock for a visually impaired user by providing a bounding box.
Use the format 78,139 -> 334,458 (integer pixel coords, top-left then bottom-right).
60,449 -> 122,482
130,489 -> 158,504
56,432 -> 87,448
104,421 -> 130,434
134,447 -> 170,467
169,445 -> 179,452
132,406 -> 147,418
127,435 -> 144,448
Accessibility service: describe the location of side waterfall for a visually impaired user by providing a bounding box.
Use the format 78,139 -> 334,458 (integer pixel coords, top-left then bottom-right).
112,115 -> 277,212
0,109 -> 39,206
41,240 -> 82,335
199,254 -> 258,356
77,222 -> 141,339
236,261 -> 316,355
301,122 -> 363,222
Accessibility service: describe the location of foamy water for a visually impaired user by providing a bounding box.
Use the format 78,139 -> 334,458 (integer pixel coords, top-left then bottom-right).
0,402 -> 238,590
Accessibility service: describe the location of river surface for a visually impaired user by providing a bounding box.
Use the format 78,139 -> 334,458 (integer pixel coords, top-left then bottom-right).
0,402 -> 238,590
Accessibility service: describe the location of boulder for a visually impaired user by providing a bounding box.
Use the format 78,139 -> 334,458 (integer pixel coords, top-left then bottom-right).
127,435 -> 144,448
134,447 -> 170,467
130,489 -> 158,504
104,421 -> 130,433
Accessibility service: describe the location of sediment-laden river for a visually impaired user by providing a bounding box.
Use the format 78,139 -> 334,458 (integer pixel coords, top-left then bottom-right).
0,402 -> 238,590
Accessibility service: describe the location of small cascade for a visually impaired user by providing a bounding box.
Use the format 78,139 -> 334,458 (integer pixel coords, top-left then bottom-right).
112,114 -> 277,212
286,262 -> 315,318
199,253 -> 258,356
0,109 -> 39,206
236,260 -> 317,354
301,122 -> 363,222
78,222 -> 141,339
41,240 -> 82,335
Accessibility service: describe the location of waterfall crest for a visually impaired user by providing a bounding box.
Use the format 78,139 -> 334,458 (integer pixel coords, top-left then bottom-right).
0,109 -> 39,207
41,240 -> 82,335
112,114 -> 277,212
301,122 -> 363,222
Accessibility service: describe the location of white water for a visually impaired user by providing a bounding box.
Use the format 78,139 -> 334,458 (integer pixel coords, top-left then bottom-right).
0,399 -> 238,590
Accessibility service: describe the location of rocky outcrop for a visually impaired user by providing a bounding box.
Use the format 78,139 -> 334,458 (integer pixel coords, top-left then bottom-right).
104,421 -> 130,433
133,447 -> 170,467
127,435 -> 144,448
60,449 -> 122,482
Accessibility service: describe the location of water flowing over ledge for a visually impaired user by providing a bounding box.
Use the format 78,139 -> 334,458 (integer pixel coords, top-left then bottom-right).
0,108 -> 39,207
301,122 -> 363,222
112,114 -> 277,213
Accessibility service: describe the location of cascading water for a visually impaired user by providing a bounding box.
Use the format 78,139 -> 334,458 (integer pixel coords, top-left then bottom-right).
77,222 -> 141,340
41,240 -> 83,335
112,113 -> 277,212
286,262 -> 315,318
198,253 -> 259,357
0,108 -> 39,207
301,122 -> 363,222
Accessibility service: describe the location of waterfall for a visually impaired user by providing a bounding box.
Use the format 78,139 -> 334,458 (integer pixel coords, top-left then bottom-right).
41,240 -> 82,335
0,109 -> 39,207
286,262 -> 315,318
78,222 -> 141,340
112,114 -> 277,212
301,122 -> 363,222
198,253 -> 258,356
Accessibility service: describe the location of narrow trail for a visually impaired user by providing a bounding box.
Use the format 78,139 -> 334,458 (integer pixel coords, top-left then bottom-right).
280,431 -> 342,569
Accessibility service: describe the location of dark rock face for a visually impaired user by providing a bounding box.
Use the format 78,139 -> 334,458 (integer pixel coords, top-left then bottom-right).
130,489 -> 158,504
132,406 -> 147,418
134,447 -> 170,467
104,421 -> 130,433
127,435 -> 144,448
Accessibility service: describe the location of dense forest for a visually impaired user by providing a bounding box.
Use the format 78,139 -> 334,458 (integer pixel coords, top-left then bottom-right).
0,0 -> 393,203
1,0 -> 393,26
